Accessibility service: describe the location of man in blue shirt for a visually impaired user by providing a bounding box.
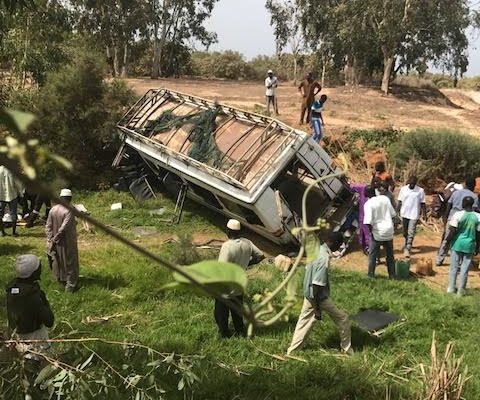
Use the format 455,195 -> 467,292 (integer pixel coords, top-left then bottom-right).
287,232 -> 352,355
436,177 -> 479,266
310,94 -> 327,143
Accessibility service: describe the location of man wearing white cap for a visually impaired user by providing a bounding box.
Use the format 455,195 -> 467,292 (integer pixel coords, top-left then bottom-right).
46,189 -> 79,292
215,219 -> 264,337
6,254 -> 54,355
265,69 -> 279,116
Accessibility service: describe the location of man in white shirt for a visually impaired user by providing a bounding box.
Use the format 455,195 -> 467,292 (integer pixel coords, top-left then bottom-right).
363,183 -> 396,278
397,176 -> 426,258
265,69 -> 279,116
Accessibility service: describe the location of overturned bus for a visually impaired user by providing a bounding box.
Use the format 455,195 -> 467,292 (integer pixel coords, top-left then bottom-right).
113,89 -> 357,246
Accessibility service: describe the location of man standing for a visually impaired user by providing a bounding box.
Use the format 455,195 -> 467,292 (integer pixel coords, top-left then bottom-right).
397,176 -> 426,258
265,69 -> 279,116
46,189 -> 79,293
298,72 -> 321,124
0,165 -> 23,236
287,232 -> 352,355
311,94 -> 327,143
445,196 -> 480,296
363,184 -> 396,278
6,254 -> 54,353
215,219 -> 264,337
437,177 -> 478,266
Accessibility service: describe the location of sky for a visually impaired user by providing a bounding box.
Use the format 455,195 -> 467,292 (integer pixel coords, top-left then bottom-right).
205,0 -> 480,77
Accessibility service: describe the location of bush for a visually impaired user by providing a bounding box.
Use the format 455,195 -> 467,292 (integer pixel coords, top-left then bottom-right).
191,51 -> 251,80
10,50 -> 134,189
390,128 -> 480,187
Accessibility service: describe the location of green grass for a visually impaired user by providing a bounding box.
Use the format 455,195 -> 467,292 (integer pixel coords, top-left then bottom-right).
1,190 -> 480,399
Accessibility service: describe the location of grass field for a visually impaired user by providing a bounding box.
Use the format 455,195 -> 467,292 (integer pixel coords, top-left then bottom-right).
1,191 -> 480,399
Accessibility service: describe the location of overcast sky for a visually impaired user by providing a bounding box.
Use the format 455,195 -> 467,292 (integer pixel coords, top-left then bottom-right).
205,0 -> 480,77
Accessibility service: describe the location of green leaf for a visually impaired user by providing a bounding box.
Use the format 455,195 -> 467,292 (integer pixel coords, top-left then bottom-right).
0,108 -> 35,134
34,364 -> 57,386
162,260 -> 248,296
305,234 -> 320,263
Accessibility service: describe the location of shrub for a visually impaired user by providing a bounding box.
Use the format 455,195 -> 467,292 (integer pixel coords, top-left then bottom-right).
390,128 -> 480,187
10,50 -> 134,189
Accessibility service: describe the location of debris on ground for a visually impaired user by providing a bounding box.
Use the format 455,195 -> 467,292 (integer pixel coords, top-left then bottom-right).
111,202 -> 123,211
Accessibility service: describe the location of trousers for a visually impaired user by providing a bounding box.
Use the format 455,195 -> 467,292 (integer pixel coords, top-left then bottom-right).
214,295 -> 245,337
402,218 -> 418,251
368,238 -> 395,278
447,250 -> 473,295
287,297 -> 351,354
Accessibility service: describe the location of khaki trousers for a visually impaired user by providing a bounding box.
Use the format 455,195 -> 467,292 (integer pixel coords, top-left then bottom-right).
287,297 -> 351,354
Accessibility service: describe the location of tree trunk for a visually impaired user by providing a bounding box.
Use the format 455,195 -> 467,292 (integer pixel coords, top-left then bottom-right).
381,47 -> 394,95
293,54 -> 297,86
151,0 -> 170,79
321,61 -> 326,88
113,45 -> 120,77
121,43 -> 128,78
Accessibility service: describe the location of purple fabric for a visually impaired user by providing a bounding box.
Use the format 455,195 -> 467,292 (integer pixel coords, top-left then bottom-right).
350,183 -> 371,252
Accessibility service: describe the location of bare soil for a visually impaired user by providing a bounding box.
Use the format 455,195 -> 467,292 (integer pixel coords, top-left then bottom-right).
125,77 -> 480,292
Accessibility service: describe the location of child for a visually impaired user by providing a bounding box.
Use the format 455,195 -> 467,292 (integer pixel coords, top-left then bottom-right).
310,94 -> 327,143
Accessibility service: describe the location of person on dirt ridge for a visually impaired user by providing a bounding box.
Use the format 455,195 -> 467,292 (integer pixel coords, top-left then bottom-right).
6,254 -> 55,354
363,184 -> 396,279
397,176 -> 426,258
0,165 -> 24,237
298,72 -> 322,124
445,196 -> 480,296
214,219 -> 264,338
46,189 -> 80,293
436,177 -> 478,266
265,69 -> 279,116
310,94 -> 327,144
287,232 -> 352,355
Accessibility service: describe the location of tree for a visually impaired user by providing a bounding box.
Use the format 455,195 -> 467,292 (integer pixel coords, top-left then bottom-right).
150,0 -> 218,78
265,0 -> 304,84
0,0 -> 71,86
295,0 -> 474,94
72,0 -> 149,78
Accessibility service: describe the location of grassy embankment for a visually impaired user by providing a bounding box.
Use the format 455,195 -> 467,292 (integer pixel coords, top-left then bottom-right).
1,190 -> 479,399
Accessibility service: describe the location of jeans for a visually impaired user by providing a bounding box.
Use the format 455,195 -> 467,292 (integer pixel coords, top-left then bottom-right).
214,295 -> 245,337
402,218 -> 418,251
436,226 -> 452,265
448,250 -> 473,295
368,238 -> 395,278
311,118 -> 323,143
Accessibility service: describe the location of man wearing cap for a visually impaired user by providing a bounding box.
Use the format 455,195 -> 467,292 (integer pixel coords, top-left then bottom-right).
6,254 -> 55,355
0,165 -> 24,236
215,219 -> 264,337
265,69 -> 279,116
46,189 -> 79,292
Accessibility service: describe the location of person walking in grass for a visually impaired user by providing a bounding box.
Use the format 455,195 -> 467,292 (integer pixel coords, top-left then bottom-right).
215,219 -> 264,338
287,232 -> 352,355
265,69 -> 279,116
0,165 -> 24,237
310,94 -> 327,144
436,177 -> 478,266
363,184 -> 396,279
46,189 -> 79,293
445,196 -> 480,296
397,176 -> 426,258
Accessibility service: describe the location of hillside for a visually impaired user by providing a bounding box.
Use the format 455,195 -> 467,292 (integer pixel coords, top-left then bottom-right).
126,78 -> 480,136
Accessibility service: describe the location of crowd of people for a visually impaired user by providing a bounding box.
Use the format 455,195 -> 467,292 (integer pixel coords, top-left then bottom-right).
4,73 -> 479,369
264,70 -> 327,144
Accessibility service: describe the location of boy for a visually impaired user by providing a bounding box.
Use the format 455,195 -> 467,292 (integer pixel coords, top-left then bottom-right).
311,94 -> 327,143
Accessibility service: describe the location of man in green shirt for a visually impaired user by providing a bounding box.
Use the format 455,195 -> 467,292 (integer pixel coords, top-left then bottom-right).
446,196 -> 480,296
287,232 -> 352,355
